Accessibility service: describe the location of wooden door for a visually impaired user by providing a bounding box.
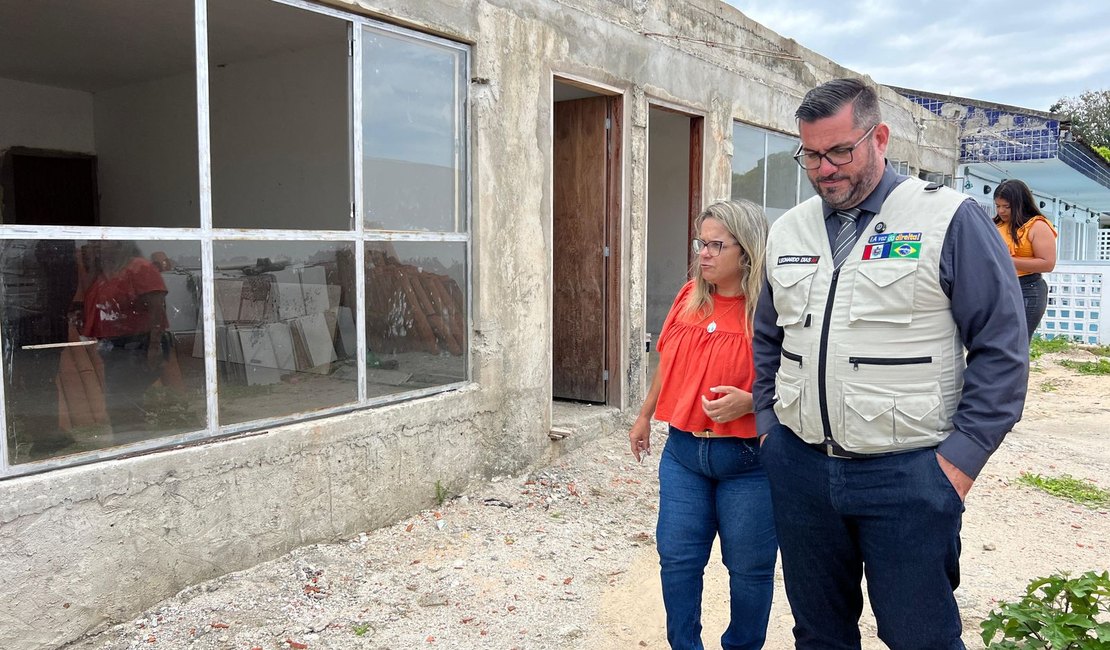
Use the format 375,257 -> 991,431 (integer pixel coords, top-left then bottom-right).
1,149 -> 98,226
553,97 -> 608,402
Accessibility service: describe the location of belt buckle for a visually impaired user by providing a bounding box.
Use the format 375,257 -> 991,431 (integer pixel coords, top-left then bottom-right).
692,430 -> 712,439
824,442 -> 853,459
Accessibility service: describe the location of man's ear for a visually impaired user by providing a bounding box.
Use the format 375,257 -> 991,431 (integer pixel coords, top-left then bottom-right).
873,122 -> 891,156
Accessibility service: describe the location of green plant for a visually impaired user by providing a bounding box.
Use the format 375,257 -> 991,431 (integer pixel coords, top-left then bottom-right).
433,480 -> 450,506
1017,473 -> 1110,508
352,622 -> 373,637
1031,336 -> 1074,360
981,570 -> 1110,649
1040,379 -> 1059,392
1060,358 -> 1110,376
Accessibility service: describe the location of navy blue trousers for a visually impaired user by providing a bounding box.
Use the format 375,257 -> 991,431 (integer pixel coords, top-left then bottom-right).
760,425 -> 966,650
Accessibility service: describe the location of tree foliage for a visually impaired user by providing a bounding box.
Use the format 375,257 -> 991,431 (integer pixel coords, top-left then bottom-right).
1051,90 -> 1110,149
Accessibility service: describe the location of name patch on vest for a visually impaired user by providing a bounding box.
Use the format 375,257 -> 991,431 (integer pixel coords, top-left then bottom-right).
777,255 -> 820,265
862,232 -> 922,260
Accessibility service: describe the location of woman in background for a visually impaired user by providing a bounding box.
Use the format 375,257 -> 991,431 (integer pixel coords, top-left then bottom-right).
628,200 -> 775,650
993,179 -> 1058,341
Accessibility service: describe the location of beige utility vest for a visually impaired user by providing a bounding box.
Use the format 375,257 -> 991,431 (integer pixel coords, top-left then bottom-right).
767,178 -> 968,453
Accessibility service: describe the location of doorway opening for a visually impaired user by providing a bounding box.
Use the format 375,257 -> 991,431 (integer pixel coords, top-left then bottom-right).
0,148 -> 98,226
645,105 -> 703,384
551,79 -> 622,406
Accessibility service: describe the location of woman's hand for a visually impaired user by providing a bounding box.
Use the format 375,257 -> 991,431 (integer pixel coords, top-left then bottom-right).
629,416 -> 652,463
701,386 -> 753,424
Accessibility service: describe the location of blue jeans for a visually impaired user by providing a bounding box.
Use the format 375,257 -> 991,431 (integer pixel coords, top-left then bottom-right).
656,426 -> 777,650
1020,274 -> 1048,342
760,424 -> 966,650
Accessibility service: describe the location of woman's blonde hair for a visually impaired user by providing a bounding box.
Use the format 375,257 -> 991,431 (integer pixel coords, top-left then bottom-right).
683,199 -> 769,334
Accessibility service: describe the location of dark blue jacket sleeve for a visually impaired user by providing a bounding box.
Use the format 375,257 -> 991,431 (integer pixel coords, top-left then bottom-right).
936,198 -> 1029,478
752,270 -> 783,436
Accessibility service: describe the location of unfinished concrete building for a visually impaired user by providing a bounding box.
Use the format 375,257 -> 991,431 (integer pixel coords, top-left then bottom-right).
0,0 -> 957,646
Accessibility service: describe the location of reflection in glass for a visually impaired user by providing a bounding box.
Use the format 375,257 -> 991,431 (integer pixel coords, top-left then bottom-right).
365,241 -> 467,397
732,123 -> 809,222
2,240 -> 206,465
766,133 -> 801,216
730,123 -> 766,205
208,0 -> 351,230
363,28 -> 467,232
213,241 -> 357,425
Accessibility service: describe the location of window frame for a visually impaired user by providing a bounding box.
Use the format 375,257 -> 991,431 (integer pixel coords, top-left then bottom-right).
0,0 -> 472,478
730,121 -> 809,220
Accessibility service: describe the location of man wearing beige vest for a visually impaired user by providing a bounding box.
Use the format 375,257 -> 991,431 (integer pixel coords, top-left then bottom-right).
753,78 -> 1028,649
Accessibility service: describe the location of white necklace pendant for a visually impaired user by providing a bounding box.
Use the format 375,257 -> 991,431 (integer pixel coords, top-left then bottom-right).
707,321 -> 717,333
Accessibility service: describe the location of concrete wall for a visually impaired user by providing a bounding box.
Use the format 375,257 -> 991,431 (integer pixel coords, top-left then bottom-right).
0,79 -> 96,224
1,42 -> 347,230
94,41 -> 348,229
94,72 -> 200,227
0,0 -> 959,647
0,78 -> 95,154
208,41 -> 350,230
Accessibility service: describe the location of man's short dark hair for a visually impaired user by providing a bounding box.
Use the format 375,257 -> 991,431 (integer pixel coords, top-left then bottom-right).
795,78 -> 881,128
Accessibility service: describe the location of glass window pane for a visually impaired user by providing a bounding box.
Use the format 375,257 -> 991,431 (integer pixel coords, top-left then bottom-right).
730,123 -> 765,206
363,28 -> 466,232
0,1 -> 198,228
2,239 -> 206,465
365,241 -> 467,396
765,132 -> 800,221
212,241 -> 358,425
208,0 -> 351,230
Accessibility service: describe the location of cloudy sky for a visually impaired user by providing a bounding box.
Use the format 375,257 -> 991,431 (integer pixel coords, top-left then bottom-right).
723,0 -> 1110,111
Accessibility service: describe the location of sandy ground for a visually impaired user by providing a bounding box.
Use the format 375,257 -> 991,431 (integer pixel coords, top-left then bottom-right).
590,348 -> 1110,649
64,349 -> 1110,650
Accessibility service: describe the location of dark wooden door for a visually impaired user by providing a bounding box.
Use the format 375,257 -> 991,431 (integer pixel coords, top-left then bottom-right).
2,150 -> 98,226
553,97 -> 608,402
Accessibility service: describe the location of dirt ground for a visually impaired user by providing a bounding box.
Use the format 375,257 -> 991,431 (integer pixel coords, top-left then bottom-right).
590,348 -> 1110,649
64,349 -> 1109,650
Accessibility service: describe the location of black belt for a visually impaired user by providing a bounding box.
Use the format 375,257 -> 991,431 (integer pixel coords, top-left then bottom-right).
1018,273 -> 1043,286
808,440 -> 910,460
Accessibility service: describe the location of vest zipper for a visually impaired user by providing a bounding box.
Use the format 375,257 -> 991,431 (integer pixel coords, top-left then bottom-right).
782,349 -> 804,367
817,269 -> 839,444
848,355 -> 932,370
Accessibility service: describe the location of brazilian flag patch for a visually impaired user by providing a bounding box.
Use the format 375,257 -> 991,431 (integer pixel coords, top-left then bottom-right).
862,233 -> 923,260
891,242 -> 921,258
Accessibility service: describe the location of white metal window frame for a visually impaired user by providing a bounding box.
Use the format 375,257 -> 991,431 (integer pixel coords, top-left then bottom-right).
0,0 -> 472,478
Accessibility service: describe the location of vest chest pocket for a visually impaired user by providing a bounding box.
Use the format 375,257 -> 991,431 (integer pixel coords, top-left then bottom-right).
771,264 -> 819,327
849,260 -> 918,325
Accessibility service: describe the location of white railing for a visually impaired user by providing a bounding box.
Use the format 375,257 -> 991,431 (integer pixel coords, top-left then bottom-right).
1040,262 -> 1110,344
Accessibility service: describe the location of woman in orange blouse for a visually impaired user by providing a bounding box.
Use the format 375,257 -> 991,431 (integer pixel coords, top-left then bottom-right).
993,179 -> 1058,341
628,200 -> 776,649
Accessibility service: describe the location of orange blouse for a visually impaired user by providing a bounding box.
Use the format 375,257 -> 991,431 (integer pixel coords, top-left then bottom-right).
996,215 -> 1057,277
653,281 -> 756,438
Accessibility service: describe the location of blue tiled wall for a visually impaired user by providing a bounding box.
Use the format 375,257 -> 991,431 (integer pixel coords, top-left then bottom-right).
903,95 -> 1060,163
